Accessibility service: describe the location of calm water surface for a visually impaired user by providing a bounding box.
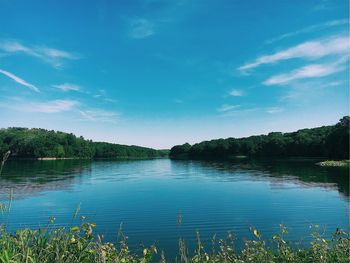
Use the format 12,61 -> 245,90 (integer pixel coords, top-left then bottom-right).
0,159 -> 349,257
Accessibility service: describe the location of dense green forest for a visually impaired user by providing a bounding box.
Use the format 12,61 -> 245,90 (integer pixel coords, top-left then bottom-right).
1,116 -> 348,160
0,128 -> 168,159
170,116 -> 349,160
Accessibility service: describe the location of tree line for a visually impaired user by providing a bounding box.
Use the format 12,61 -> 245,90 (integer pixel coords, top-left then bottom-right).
1,117 -> 348,160
0,128 -> 168,159
170,116 -> 349,160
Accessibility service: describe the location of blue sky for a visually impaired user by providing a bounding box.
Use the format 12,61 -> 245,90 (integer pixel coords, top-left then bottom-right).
0,0 -> 348,149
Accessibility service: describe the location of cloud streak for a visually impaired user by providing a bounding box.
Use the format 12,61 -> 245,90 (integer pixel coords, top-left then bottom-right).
52,83 -> 81,92
266,107 -> 283,114
0,97 -> 119,122
0,98 -> 78,113
217,104 -> 240,112
0,39 -> 79,68
279,78 -> 348,102
0,69 -> 39,92
239,36 -> 349,71
265,19 -> 348,44
229,89 -> 244,97
264,57 -> 347,86
79,109 -> 119,123
128,18 -> 154,39
26,100 -> 79,113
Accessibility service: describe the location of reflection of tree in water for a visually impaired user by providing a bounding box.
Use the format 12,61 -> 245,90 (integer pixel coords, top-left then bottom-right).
1,159 -> 348,201
0,160 -> 92,200
248,159 -> 349,198
171,159 -> 349,199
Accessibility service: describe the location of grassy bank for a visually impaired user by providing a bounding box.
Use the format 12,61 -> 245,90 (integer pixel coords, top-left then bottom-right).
0,220 -> 349,263
316,160 -> 350,167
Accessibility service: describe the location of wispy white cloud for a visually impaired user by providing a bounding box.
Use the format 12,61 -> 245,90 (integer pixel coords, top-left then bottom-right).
79,109 -> 119,123
0,98 -> 79,113
219,107 -> 259,117
128,18 -> 154,39
39,47 -> 76,59
0,97 -> 119,123
0,69 -> 39,92
217,104 -> 240,112
280,79 -> 348,102
239,35 -> 349,72
263,57 -> 347,86
0,41 -> 35,54
0,39 -> 79,68
325,80 -> 347,87
52,83 -> 81,92
313,0 -> 338,11
92,89 -> 117,103
265,19 -> 348,44
219,106 -> 283,116
26,100 -> 79,113
266,107 -> 284,114
228,89 -> 244,97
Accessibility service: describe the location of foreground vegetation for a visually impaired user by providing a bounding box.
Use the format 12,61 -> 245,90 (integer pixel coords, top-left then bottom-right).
0,219 -> 348,263
170,117 -> 349,160
0,128 -> 168,159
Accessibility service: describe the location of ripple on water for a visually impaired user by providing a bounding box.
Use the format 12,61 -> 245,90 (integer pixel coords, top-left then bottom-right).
1,159 -> 349,253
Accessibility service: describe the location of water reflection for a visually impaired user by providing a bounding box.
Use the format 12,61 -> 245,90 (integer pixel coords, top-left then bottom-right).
170,159 -> 349,198
0,160 -> 92,200
1,158 -> 348,200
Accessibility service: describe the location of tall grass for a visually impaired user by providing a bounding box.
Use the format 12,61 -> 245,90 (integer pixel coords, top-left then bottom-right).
0,152 -> 349,262
0,214 -> 349,262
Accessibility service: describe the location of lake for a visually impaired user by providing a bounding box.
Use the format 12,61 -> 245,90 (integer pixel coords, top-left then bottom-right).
0,158 -> 349,258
